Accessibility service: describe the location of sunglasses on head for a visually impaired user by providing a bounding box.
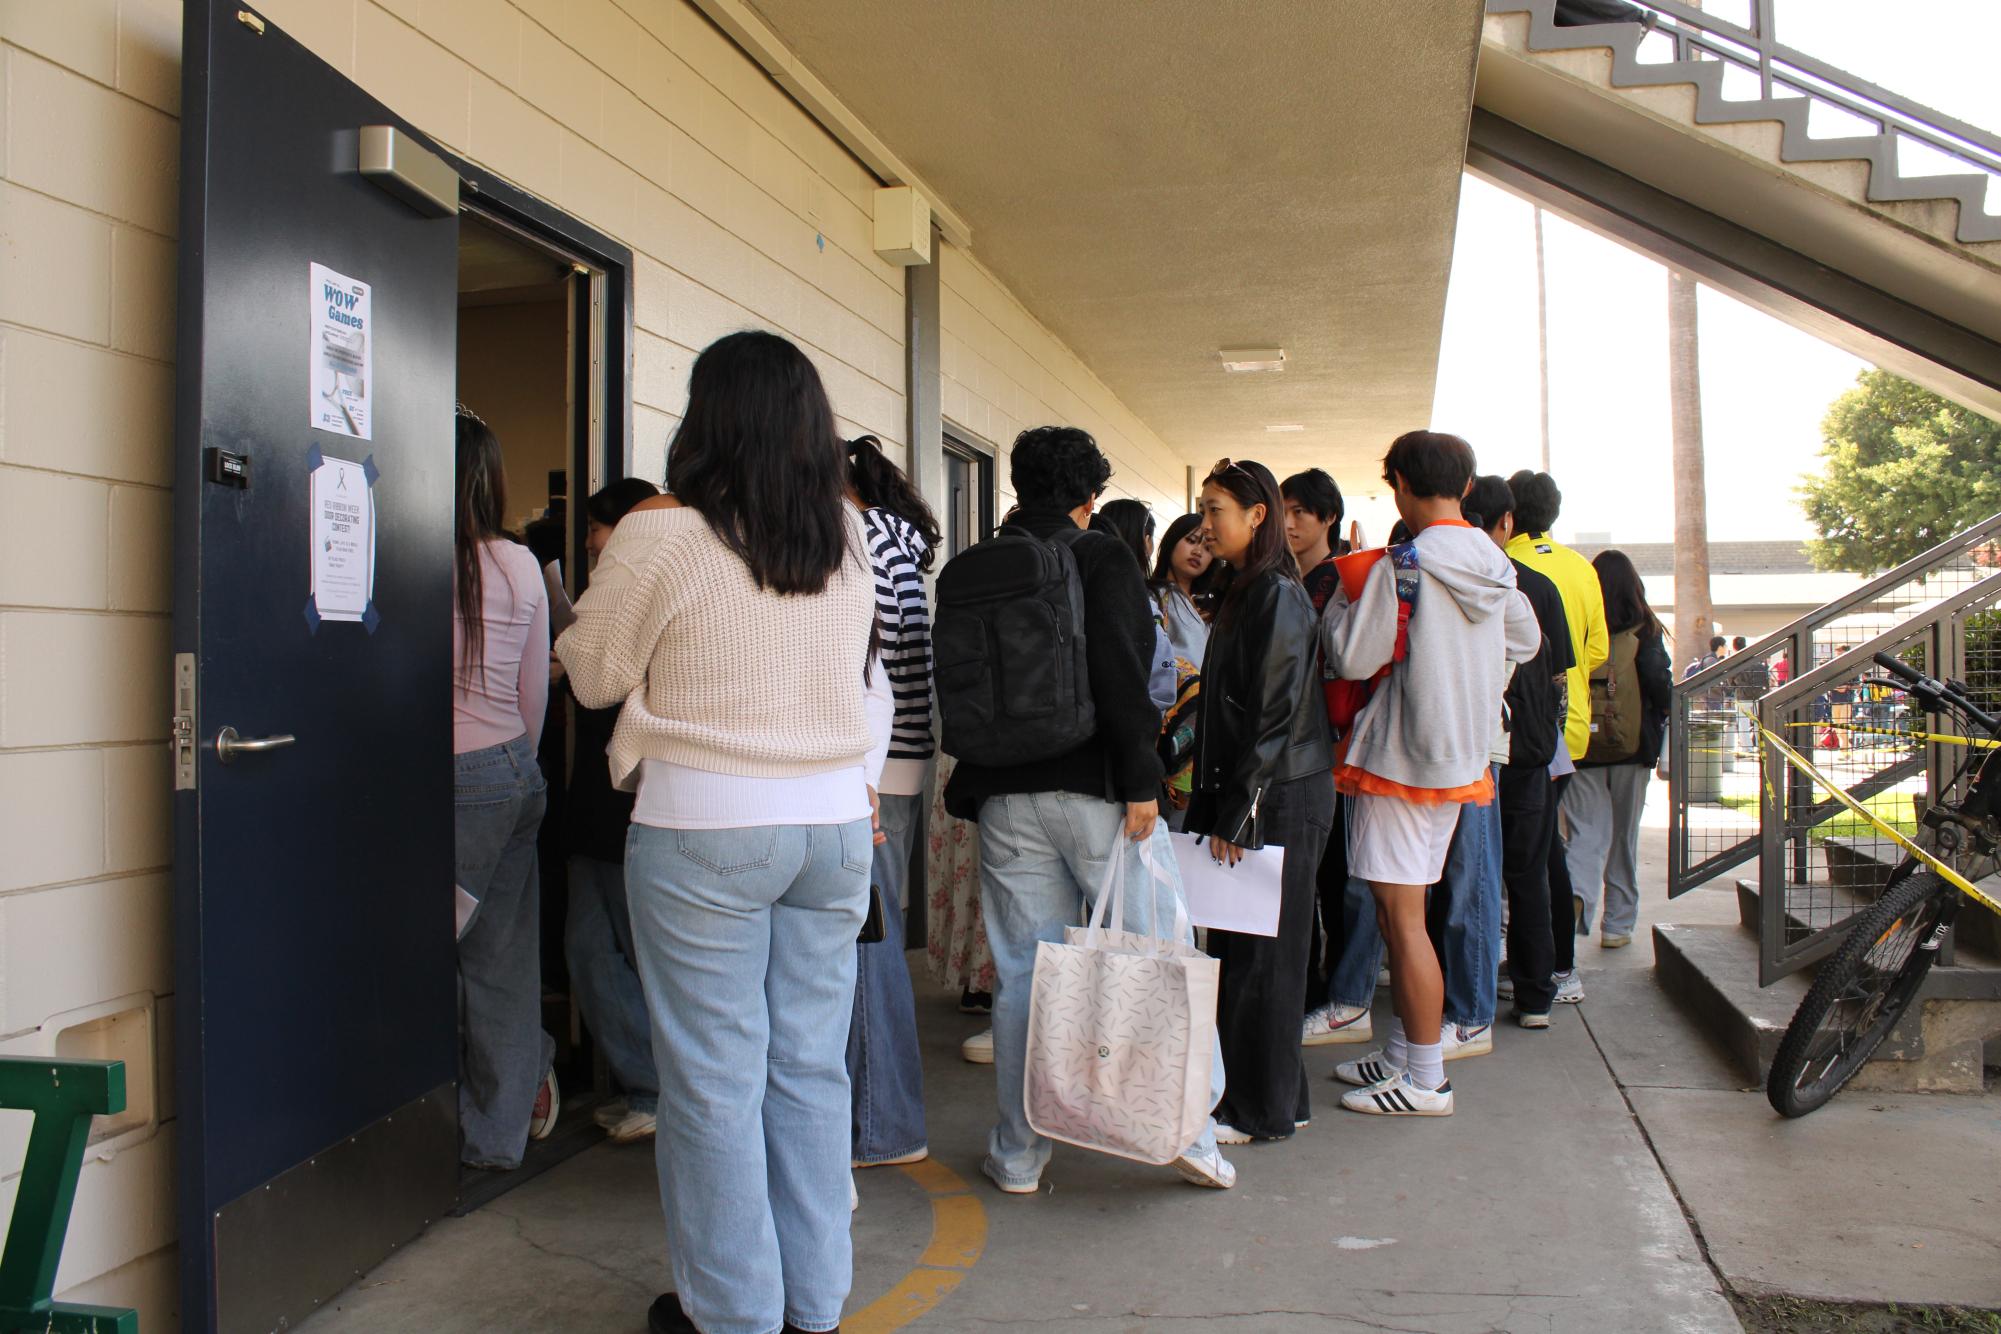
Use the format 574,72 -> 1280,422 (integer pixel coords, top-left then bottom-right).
1209,457 -> 1253,481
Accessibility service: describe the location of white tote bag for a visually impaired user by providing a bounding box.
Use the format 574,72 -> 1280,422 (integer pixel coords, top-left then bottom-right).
1024,838 -> 1220,1166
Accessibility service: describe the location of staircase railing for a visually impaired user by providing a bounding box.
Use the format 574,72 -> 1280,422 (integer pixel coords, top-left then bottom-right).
1485,0 -> 2001,240
1667,513 -> 2001,982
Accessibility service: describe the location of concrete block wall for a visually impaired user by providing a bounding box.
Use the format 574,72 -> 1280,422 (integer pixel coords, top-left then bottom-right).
0,0 -> 1189,1324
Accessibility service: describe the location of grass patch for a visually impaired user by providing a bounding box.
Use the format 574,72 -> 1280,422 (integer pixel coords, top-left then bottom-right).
1734,1293 -> 2001,1333
1810,791 -> 1918,842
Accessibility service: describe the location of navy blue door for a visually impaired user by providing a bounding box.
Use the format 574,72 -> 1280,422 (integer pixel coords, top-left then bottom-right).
172,4 -> 459,1330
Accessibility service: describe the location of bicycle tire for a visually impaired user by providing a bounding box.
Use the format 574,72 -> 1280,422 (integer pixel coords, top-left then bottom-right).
1765,870 -> 1957,1118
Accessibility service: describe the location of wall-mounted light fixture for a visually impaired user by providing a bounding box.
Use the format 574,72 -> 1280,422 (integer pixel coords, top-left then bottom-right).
1219,347 -> 1286,373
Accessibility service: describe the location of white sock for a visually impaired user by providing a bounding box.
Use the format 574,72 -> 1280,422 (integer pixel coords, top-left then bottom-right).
1384,1015 -> 1410,1071
1407,1041 -> 1446,1092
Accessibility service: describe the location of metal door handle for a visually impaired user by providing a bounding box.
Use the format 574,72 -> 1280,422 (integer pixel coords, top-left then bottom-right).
215,727 -> 296,764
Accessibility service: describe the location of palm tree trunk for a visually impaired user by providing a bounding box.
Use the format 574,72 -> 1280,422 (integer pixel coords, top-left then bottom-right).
1669,268 -> 1712,657
1534,208 -> 1552,473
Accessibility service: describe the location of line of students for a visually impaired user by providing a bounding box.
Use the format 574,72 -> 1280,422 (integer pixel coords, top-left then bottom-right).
452,326 -> 1675,1334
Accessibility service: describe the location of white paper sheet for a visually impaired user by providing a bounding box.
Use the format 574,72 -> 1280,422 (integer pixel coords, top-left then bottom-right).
309,262 -> 372,438
455,884 -> 479,939
309,454 -> 374,622
1171,836 -> 1283,937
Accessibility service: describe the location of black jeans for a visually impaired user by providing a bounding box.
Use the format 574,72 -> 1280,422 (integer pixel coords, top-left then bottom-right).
1547,772 -> 1578,975
1308,793 -> 1351,1009
1208,772 -> 1335,1139
1499,765 -> 1559,1013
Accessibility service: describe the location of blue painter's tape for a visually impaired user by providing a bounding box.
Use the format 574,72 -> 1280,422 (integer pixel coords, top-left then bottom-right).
304,594 -> 322,634
362,453 -> 380,487
305,445 -> 324,473
363,601 -> 381,635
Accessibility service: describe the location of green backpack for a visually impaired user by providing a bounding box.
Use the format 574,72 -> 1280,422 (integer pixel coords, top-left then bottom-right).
1584,628 -> 1644,764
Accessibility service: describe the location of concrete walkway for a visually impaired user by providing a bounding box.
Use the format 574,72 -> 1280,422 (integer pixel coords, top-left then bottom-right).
299,782 -> 1998,1332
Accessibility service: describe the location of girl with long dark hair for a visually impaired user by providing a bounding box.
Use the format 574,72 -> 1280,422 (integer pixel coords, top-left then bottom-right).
845,434 -> 939,1170
559,332 -> 883,1334
1091,497 -> 1156,571
1184,458 -> 1334,1143
1150,512 -> 1219,663
452,406 -> 557,1169
1565,549 -> 1673,947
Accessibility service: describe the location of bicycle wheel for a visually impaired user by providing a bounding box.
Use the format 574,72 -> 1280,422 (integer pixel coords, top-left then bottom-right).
1765,870 -> 1958,1118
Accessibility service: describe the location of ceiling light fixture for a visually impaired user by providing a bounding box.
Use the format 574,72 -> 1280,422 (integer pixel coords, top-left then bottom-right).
1219,347 -> 1286,373
1263,423 -> 1306,433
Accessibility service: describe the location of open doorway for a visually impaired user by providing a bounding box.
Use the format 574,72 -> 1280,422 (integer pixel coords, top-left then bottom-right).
453,208 -> 618,1206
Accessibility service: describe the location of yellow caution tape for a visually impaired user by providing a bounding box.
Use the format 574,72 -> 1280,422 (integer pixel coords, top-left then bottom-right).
1753,719 -> 2001,916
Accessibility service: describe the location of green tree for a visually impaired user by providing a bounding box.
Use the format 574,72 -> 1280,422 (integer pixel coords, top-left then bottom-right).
1800,370 -> 2001,573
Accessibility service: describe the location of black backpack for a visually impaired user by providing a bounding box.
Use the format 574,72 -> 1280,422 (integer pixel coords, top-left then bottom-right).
1503,632 -> 1563,771
934,525 -> 1096,766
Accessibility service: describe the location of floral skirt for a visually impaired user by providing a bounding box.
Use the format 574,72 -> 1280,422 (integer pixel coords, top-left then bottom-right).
924,756 -> 995,994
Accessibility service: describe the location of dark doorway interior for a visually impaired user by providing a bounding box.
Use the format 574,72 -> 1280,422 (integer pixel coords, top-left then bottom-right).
453,211 -> 609,1208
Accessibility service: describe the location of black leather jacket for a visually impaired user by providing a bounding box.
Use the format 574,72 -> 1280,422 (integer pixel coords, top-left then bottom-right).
1185,569 -> 1331,849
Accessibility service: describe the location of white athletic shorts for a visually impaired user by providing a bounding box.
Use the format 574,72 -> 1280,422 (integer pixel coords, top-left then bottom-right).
1348,792 -> 1460,886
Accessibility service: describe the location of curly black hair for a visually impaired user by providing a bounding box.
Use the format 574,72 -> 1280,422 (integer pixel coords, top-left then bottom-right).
1009,426 -> 1112,512
1507,469 -> 1563,537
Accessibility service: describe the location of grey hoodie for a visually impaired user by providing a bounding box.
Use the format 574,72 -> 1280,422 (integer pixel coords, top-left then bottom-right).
1321,522 -> 1539,793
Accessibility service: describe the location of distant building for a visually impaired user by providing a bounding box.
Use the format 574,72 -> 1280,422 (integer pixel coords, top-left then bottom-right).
1571,540 -> 1861,642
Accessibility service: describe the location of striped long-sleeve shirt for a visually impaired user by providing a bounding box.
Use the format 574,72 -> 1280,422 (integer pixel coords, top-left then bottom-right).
865,507 -> 935,796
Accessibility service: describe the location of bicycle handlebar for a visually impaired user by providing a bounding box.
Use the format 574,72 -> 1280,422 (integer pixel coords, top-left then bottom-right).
1870,652 -> 2001,738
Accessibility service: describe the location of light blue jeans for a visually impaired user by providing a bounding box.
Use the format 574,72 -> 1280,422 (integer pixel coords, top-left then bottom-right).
977,791 -> 1224,1189
1326,884 -> 1385,1013
848,793 -> 926,1163
1432,769 -> 1504,1031
566,855 -> 658,1115
455,735 -> 555,1169
625,819 -> 871,1334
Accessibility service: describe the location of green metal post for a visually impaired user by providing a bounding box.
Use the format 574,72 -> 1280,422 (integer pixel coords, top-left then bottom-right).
0,1059 -> 139,1334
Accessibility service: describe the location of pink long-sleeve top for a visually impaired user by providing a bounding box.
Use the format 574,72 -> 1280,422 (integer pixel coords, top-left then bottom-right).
453,538 -> 551,755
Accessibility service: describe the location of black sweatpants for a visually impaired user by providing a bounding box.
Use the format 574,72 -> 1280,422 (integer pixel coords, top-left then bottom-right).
1546,771 -> 1578,975
1208,772 -> 1335,1140
1500,765 -> 1559,1013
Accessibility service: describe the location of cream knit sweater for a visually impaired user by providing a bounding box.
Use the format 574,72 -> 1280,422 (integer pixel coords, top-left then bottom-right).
556,505 -> 876,792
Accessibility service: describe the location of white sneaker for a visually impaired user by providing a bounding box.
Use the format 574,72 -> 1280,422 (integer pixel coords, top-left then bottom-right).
1376,966 -> 1392,989
528,1070 -> 560,1141
961,1028 -> 994,1064
1301,1003 -> 1373,1047
592,1098 -> 630,1131
1601,933 -> 1633,949
1496,972 -> 1515,1002
1172,1146 -> 1237,1189
1212,1122 -> 1253,1145
854,1147 -> 929,1168
1554,970 -> 1585,1004
1441,1023 -> 1493,1061
1515,1008 -> 1551,1030
605,1107 -> 657,1144
850,1173 -> 859,1213
1340,1069 -> 1454,1117
1332,1050 -> 1404,1088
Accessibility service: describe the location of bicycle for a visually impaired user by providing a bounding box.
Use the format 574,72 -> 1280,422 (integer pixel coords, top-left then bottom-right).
1765,651 -> 2001,1118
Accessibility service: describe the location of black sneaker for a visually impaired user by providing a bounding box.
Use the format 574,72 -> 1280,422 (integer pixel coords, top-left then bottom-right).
649,1294 -> 695,1334
959,988 -> 992,1015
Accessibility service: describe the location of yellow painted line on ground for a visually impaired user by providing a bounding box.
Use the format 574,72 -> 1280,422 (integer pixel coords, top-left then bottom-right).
844,1158 -> 988,1334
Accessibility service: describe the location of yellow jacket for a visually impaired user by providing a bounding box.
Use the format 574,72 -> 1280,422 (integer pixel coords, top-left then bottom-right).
1507,532 -> 1609,761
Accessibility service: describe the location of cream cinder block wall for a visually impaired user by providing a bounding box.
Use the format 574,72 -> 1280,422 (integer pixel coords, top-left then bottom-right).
939,243 -> 1187,523
0,0 -> 1187,1323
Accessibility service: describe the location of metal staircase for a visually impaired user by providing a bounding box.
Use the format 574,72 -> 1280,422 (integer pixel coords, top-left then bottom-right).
1473,0 -> 2001,420
1660,517 -> 2001,1091
1485,0 -> 2001,247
